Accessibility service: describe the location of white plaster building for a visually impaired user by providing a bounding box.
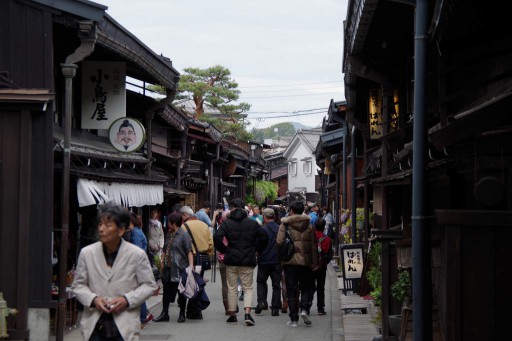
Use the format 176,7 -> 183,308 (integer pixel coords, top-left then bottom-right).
283,129 -> 322,203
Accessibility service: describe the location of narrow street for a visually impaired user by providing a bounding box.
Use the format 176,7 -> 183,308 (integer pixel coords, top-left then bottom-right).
65,265 -> 343,341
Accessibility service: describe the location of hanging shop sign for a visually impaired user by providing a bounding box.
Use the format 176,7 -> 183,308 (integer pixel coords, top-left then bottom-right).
369,89 -> 383,139
81,61 -> 126,129
109,117 -> 146,153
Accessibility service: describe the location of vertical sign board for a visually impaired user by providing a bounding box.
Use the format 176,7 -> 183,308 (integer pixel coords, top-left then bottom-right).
82,61 -> 126,129
369,89 -> 383,139
340,243 -> 365,294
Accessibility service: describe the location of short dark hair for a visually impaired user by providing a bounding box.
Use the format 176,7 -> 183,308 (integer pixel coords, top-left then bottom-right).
315,218 -> 326,232
230,198 -> 245,209
129,212 -> 141,227
202,201 -> 212,209
171,203 -> 182,213
98,202 -> 130,229
168,212 -> 183,227
289,200 -> 304,215
215,202 -> 223,210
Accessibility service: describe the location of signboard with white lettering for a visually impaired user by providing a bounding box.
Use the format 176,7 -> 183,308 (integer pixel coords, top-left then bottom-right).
82,61 -> 126,129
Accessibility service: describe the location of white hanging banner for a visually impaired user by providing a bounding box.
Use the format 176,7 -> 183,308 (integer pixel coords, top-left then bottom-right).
81,61 -> 126,129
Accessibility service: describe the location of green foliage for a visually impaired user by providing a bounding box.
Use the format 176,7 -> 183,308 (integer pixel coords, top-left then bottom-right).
200,114 -> 253,141
178,65 -> 251,118
391,268 -> 411,303
150,65 -> 253,142
245,194 -> 255,206
247,181 -> 278,206
366,242 -> 382,307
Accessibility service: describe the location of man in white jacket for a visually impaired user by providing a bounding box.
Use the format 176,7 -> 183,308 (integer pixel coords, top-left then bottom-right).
72,203 -> 157,341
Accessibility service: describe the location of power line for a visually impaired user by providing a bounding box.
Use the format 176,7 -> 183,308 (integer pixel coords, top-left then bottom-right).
247,111 -> 328,119
242,85 -> 343,93
241,91 -> 341,99
246,107 -> 328,114
238,80 -> 343,89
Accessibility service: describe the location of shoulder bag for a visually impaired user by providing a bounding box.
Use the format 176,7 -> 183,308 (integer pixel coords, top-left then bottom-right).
184,223 -> 212,271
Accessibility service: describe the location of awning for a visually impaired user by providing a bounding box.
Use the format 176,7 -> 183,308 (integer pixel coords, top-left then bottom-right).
77,178 -> 163,207
163,186 -> 191,196
320,128 -> 345,148
287,187 -> 307,194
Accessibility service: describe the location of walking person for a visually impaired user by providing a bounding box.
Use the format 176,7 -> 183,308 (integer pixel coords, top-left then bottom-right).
71,203 -> 157,341
159,212 -> 195,323
195,201 -> 212,229
255,208 -> 282,316
153,213 -> 180,322
180,205 -> 213,319
214,198 -> 268,326
276,200 -> 319,327
148,207 -> 164,265
312,218 -> 332,315
127,213 -> 154,326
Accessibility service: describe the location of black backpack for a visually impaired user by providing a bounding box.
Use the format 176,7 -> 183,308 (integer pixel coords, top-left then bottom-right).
278,224 -> 295,261
318,235 -> 333,266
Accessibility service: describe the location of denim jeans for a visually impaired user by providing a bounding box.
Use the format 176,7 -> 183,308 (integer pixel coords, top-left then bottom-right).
140,302 -> 147,323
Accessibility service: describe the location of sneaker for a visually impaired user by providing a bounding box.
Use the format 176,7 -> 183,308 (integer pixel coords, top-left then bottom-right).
226,315 -> 237,324
271,308 -> 279,316
244,314 -> 255,326
255,303 -> 264,315
143,313 -> 154,324
287,320 -> 298,327
300,310 -> 312,326
318,308 -> 326,315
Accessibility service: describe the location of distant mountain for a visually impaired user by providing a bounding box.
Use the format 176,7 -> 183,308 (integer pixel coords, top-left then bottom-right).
292,122 -> 313,131
251,122 -> 315,143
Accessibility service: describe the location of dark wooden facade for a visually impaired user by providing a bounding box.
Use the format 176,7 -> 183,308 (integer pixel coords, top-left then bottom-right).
343,0 -> 512,340
0,89 -> 54,339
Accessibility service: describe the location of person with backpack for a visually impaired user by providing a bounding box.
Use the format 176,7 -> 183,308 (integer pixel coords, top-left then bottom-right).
276,200 -> 319,327
312,218 -> 333,315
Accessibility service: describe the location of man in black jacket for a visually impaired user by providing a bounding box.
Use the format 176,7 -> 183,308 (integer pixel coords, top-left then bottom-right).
214,198 -> 268,326
255,208 -> 282,316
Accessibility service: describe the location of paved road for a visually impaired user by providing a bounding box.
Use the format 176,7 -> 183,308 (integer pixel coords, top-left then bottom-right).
141,265 -> 343,341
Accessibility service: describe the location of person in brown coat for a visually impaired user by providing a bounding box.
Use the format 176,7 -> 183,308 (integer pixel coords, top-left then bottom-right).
276,200 -> 319,327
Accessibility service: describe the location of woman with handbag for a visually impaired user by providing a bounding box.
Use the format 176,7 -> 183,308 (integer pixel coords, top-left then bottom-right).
153,212 -> 194,323
153,215 -> 177,322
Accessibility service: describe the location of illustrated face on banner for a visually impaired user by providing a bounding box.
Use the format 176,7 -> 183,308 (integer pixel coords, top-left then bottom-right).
109,117 -> 146,153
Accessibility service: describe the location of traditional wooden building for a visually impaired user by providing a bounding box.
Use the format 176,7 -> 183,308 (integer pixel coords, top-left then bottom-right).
1,0 -> 180,339
343,0 -> 512,340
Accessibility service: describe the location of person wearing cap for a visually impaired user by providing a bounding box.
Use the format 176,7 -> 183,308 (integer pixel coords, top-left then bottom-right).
255,208 -> 282,316
308,202 -> 319,226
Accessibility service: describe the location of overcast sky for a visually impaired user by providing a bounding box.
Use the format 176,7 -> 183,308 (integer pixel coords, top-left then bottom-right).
102,0 -> 348,130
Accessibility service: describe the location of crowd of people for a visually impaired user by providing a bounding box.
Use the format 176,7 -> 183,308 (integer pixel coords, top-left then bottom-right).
71,198 -> 335,340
